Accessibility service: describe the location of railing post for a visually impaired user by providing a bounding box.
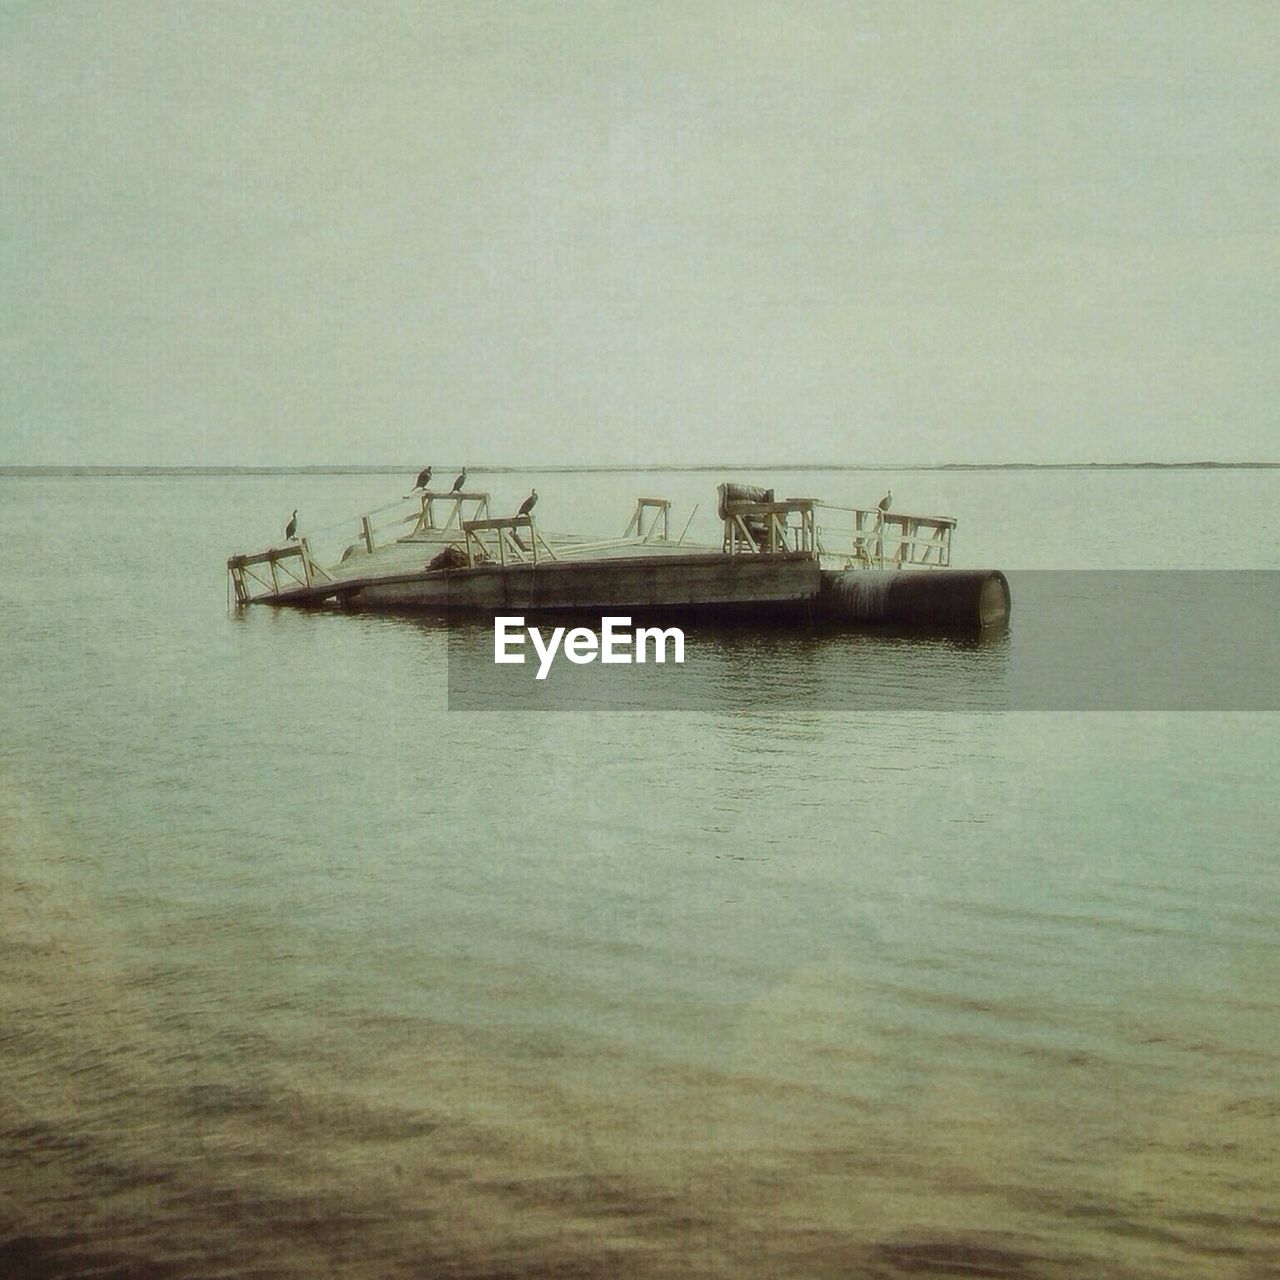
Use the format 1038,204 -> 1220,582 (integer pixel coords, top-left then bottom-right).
361,516 -> 375,553
228,561 -> 248,604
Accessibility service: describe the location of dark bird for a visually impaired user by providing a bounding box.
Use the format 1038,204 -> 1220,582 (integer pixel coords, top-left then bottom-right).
877,489 -> 892,514
450,467 -> 467,493
518,488 -> 538,516
284,509 -> 298,540
414,466 -> 432,490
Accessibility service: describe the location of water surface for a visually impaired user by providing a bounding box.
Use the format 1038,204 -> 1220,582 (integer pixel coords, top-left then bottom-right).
1,468 -> 1277,1278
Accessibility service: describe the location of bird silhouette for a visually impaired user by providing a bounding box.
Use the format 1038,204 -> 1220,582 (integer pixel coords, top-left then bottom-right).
518,489 -> 538,516
450,467 -> 467,493
878,489 -> 892,514
414,466 -> 432,490
284,509 -> 298,540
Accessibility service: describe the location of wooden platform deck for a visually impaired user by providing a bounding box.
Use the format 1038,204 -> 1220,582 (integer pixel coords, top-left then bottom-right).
226,487 -> 966,621
242,537 -> 818,617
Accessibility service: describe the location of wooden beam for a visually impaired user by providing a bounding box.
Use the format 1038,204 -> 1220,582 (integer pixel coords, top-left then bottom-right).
724,499 -> 817,517
228,544 -> 310,571
463,514 -> 534,533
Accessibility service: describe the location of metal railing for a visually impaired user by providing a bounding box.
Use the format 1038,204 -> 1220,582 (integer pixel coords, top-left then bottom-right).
816,505 -> 955,568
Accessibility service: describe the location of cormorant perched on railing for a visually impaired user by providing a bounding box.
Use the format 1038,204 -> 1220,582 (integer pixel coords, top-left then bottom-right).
878,489 -> 892,515
284,509 -> 298,541
518,488 -> 538,516
414,465 -> 432,490
450,467 -> 467,493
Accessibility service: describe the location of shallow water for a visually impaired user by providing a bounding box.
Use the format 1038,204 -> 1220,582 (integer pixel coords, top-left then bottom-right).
1,468 -> 1277,1278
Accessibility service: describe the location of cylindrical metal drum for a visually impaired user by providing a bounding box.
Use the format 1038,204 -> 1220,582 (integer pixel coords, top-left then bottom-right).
819,569 -> 1011,629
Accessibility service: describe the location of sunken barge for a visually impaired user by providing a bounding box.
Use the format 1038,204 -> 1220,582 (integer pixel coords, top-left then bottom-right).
227,483 -> 1010,629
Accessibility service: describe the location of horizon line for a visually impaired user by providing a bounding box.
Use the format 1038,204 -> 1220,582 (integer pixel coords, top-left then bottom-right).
1,460 -> 1278,477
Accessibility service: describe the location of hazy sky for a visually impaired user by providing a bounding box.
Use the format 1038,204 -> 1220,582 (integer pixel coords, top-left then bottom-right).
3,1 -> 1276,466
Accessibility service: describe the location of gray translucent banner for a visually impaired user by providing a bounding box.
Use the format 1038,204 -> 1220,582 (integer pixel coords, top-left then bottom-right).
446,571 -> 1279,711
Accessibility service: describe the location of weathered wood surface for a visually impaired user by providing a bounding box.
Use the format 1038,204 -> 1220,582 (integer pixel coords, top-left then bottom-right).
402,490 -> 492,538
289,532 -> 723,592
229,488 -> 972,616
252,549 -> 820,615
358,553 -> 819,614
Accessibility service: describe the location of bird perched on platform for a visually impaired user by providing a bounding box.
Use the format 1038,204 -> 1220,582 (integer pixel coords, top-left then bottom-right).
450,467 -> 467,493
878,489 -> 892,514
284,509 -> 298,540
413,465 -> 432,490
518,488 -> 538,516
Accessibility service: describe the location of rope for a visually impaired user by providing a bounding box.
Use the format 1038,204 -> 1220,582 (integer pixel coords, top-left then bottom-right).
815,502 -> 875,515
300,496 -> 411,540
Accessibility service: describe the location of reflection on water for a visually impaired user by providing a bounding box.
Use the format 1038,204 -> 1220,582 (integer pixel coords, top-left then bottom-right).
448,617 -> 1013,712
1,472 -> 1278,1278
447,572 -> 1280,712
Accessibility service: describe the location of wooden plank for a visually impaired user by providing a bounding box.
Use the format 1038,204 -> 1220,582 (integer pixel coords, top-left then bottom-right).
354,551 -> 820,613
229,545 -> 309,570
677,504 -> 698,545
463,514 -> 534,533
723,500 -> 816,516
237,519 -> 844,612
533,526 -> 558,562
883,514 -> 956,531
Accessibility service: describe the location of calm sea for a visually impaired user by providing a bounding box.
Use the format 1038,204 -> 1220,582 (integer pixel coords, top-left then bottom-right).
1,468 -> 1277,1279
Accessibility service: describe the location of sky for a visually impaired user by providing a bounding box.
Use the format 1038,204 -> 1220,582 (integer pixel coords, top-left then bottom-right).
2,0 -> 1276,466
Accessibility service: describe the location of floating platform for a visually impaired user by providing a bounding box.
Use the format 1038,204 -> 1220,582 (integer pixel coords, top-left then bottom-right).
227,485 -> 1009,629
